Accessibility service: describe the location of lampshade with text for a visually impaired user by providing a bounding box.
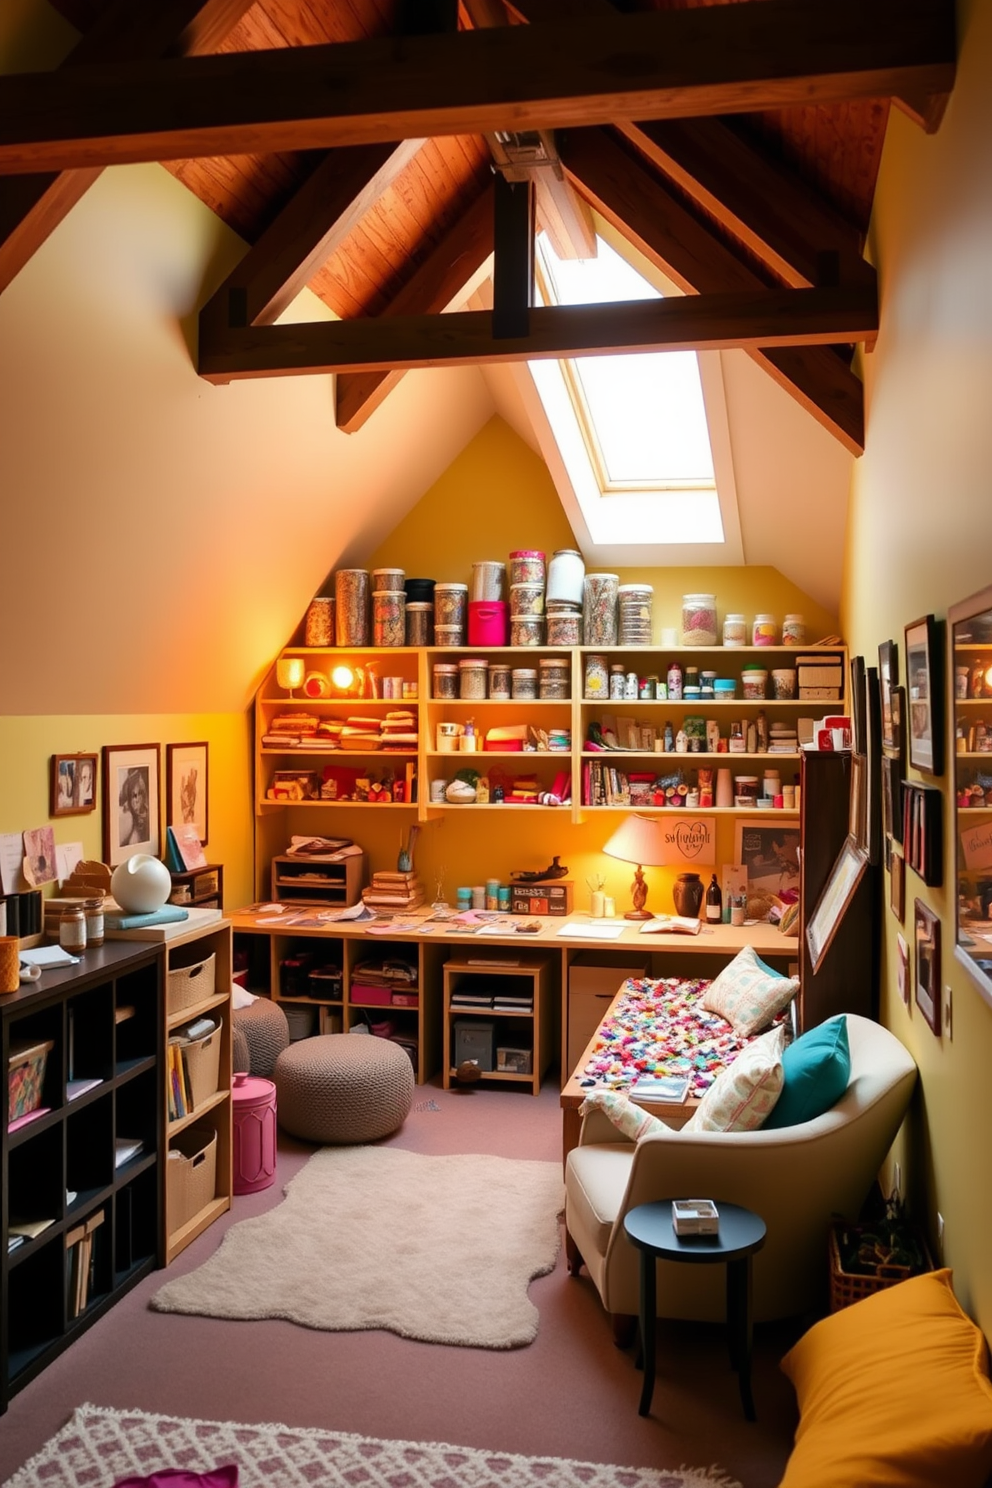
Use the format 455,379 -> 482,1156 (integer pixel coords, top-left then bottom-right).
602,813 -> 668,920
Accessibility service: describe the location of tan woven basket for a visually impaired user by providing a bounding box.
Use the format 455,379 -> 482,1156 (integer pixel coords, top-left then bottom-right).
182,1029 -> 221,1109
829,1222 -> 933,1311
167,952 -> 216,1015
167,1126 -> 218,1232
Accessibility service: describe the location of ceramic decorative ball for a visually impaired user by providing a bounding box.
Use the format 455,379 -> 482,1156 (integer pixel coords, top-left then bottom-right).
111,853 -> 172,915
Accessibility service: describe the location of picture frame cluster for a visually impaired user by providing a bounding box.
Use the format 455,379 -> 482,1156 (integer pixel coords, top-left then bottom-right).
49,742 -> 209,867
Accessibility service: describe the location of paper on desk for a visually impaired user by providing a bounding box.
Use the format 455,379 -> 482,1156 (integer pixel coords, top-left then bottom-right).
0,832 -> 28,894
56,841 -> 85,882
557,920 -> 628,939
20,946 -> 80,968
317,902 -> 376,922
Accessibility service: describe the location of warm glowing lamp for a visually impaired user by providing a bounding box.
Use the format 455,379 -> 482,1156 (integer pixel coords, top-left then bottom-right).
330,663 -> 358,694
602,813 -> 668,920
276,656 -> 305,697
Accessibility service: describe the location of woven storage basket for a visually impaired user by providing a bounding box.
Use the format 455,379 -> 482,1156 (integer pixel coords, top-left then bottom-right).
183,1029 -> 221,1109
167,952 -> 216,1015
167,1126 -> 218,1231
828,1222 -> 933,1311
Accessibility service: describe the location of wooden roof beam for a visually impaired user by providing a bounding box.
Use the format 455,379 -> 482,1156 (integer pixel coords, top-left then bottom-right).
197,284 -> 879,383
0,0 -> 956,173
560,126 -> 868,453
0,0 -> 254,295
199,140 -> 426,335
332,185 -> 496,433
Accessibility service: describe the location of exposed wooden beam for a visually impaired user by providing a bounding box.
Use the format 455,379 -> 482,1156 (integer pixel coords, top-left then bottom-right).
893,91 -> 950,132
492,174 -> 535,338
0,0 -> 254,295
199,285 -> 878,383
560,127 -> 868,453
334,185 -> 496,433
0,1 -> 956,173
534,169 -> 597,260
617,118 -> 873,292
199,141 -> 426,334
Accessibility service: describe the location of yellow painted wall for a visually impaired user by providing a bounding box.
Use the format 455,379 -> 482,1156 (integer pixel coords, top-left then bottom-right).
841,0 -> 992,1329
0,715 -> 254,911
304,412 -> 835,912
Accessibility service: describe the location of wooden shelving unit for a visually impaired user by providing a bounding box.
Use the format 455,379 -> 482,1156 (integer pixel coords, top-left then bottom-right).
0,942 -> 163,1414
442,954 -> 553,1095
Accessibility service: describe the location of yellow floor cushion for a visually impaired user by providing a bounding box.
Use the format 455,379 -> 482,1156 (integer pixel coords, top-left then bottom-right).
780,1268 -> 992,1487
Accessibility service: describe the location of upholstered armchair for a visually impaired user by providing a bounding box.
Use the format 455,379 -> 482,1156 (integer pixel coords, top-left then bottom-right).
564,1014 -> 917,1330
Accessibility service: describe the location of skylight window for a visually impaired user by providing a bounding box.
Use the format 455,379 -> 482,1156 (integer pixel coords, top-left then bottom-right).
526,233 -> 737,553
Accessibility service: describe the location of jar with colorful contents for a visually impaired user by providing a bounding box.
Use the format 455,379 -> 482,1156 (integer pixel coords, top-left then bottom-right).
742,667 -> 768,700
372,589 -> 406,647
714,678 -> 737,701
681,593 -> 718,647
539,657 -> 570,700
405,602 -> 433,647
512,668 -> 539,700
546,608 -> 582,646
583,573 -> 619,645
488,661 -> 512,700
304,596 -> 335,648
782,613 -> 806,646
334,569 -> 370,646
510,614 -> 544,646
432,663 -> 459,700
610,665 -> 626,700
458,658 -> 488,700
371,567 -> 405,593
722,613 -> 746,647
470,561 -> 506,603
509,582 -> 545,617
618,584 -> 653,645
752,614 -> 778,646
434,582 -> 469,629
509,550 -> 546,587
584,654 -> 609,699
771,668 -> 797,700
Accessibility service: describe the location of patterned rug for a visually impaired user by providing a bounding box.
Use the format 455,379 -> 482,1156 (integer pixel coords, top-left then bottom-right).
1,1404 -> 744,1488
150,1148 -> 564,1349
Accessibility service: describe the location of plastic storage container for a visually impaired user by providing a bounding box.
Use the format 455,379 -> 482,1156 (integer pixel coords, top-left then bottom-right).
546,608 -> 582,646
618,584 -> 653,645
510,615 -> 544,646
371,567 -> 405,593
304,597 -> 335,647
434,582 -> 469,629
470,562 -> 506,602
742,668 -> 768,700
511,668 -> 539,700
458,658 -> 488,699
467,600 -> 508,646
583,573 -> 619,646
782,613 -> 806,646
488,661 -> 512,699
723,613 -> 746,647
509,550 -> 546,587
232,1074 -> 277,1195
432,663 -> 459,699
681,593 -> 718,646
405,602 -> 433,647
372,589 -> 405,647
539,657 -> 570,699
546,548 -> 584,605
752,614 -> 778,646
334,569 -> 370,646
509,582 -> 544,617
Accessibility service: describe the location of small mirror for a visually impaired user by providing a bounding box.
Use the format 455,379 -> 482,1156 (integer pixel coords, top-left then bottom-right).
949,584 -> 992,1006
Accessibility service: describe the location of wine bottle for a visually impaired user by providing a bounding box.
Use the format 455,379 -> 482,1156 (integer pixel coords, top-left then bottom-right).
705,873 -> 722,923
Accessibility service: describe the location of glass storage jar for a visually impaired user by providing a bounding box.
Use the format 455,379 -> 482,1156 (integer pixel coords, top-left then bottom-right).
584,653 -> 609,699
372,589 -> 405,647
723,613 -> 746,647
681,593 -> 718,646
488,661 -> 512,700
782,613 -> 806,646
304,596 -> 335,648
84,898 -> 104,947
334,569 -> 370,646
509,550 -> 546,587
458,657 -> 488,700
539,657 -> 570,699
432,662 -> 459,699
511,668 -> 539,700
582,573 -> 619,645
60,903 -> 87,952
547,548 -> 584,605
752,614 -> 778,646
546,609 -> 581,646
434,582 -> 468,629
405,602 -> 433,647
510,614 -> 544,646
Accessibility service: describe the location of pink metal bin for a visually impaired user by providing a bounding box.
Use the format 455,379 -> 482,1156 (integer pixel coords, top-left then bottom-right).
232,1074 -> 277,1194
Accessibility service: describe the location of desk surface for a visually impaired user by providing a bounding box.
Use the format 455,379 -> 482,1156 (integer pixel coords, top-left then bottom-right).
228,906 -> 798,958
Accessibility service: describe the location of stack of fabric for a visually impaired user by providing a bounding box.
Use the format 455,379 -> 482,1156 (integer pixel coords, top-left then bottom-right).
339,716 -> 382,751
262,713 -> 320,747
379,711 -> 418,750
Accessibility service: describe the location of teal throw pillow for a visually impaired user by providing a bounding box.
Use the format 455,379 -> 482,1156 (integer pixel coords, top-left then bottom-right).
763,1014 -> 850,1129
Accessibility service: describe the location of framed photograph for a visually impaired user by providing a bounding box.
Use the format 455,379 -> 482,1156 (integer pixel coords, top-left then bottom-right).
102,743 -> 161,867
896,932 -> 911,1005
904,615 -> 945,775
889,849 -> 905,921
848,753 -> 867,848
881,755 -> 904,845
914,899 -> 941,1034
805,835 -> 869,971
878,640 -> 899,754
734,820 -> 802,898
849,654 -> 867,755
166,742 -> 209,845
50,752 -> 98,817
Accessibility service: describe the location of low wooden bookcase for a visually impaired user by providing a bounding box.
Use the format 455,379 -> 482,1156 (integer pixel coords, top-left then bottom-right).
442,953 -> 553,1095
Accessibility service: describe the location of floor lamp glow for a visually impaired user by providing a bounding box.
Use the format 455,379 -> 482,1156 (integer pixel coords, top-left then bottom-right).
602,813 -> 668,921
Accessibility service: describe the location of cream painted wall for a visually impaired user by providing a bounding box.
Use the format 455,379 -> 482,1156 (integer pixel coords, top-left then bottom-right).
0,714 -> 255,909
843,0 -> 992,1329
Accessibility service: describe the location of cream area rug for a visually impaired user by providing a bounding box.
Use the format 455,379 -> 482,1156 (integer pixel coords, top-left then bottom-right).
1,1404 -> 744,1488
151,1148 -> 565,1349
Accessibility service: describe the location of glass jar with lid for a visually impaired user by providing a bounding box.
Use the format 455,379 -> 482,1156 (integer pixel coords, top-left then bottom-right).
752,614 -> 778,646
511,668 -> 539,700
723,613 -> 746,647
84,897 -> 105,947
458,657 -> 488,700
539,657 -> 570,699
584,654 -> 609,699
782,613 -> 806,646
681,593 -> 718,646
59,902 -> 87,952
432,662 -> 459,700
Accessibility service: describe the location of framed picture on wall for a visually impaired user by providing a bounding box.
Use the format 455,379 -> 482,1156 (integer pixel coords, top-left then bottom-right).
881,755 -> 905,845
889,849 -> 905,921
805,835 -> 869,972
878,640 -> 900,755
914,899 -> 941,1035
896,932 -> 911,1005
904,615 -> 945,775
102,743 -> 161,867
50,753 -> 98,817
166,742 -> 209,846
849,654 -> 867,755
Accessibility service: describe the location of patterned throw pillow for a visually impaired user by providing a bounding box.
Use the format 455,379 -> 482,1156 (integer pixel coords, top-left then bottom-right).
684,1023 -> 786,1133
701,944 -> 799,1037
578,1088 -> 673,1142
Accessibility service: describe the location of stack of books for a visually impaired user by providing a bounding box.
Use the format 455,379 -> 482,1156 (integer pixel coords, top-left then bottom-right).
66,1208 -> 106,1318
262,713 -> 320,746
380,711 -> 418,749
361,871 -> 425,910
492,991 -> 533,1014
450,988 -> 495,1010
340,716 -> 383,751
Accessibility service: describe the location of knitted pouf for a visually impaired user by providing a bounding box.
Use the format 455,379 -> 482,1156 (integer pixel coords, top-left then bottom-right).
233,998 -> 291,1078
274,1034 -> 414,1144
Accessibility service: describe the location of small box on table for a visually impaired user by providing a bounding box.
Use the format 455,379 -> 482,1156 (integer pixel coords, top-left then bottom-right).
510,881 -> 574,916
672,1199 -> 719,1237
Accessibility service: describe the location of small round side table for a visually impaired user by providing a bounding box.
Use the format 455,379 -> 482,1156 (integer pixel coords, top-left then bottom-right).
623,1200 -> 766,1421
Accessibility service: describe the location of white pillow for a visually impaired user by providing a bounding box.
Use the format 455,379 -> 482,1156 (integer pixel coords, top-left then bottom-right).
579,1089 -> 675,1142
701,944 -> 799,1037
232,984 -> 257,1011
684,1024 -> 786,1133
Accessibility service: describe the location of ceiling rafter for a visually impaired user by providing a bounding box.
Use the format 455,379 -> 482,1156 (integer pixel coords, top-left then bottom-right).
199,140 -> 427,335
0,0 -> 255,294
198,284 -> 878,382
0,0 -> 955,174
559,126 -> 869,452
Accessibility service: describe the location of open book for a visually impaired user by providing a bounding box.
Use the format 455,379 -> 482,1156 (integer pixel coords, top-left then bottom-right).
638,915 -> 702,935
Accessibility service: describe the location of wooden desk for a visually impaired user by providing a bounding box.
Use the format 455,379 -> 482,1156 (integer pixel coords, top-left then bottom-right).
228,907 -> 798,1094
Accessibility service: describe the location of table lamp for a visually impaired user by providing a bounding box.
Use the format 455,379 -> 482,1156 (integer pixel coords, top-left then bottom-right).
602,813 -> 667,920
276,656 -> 305,697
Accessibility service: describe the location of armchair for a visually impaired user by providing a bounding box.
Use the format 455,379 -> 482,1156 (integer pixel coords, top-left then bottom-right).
564,1014 -> 917,1327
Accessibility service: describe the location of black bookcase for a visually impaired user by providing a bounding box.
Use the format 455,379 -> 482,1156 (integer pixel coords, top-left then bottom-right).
1,942 -> 164,1413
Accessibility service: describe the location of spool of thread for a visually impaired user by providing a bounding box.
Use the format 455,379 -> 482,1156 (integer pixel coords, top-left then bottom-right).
0,936 -> 19,994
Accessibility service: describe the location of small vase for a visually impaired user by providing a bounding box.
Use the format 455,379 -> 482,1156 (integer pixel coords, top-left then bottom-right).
673,872 -> 704,919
